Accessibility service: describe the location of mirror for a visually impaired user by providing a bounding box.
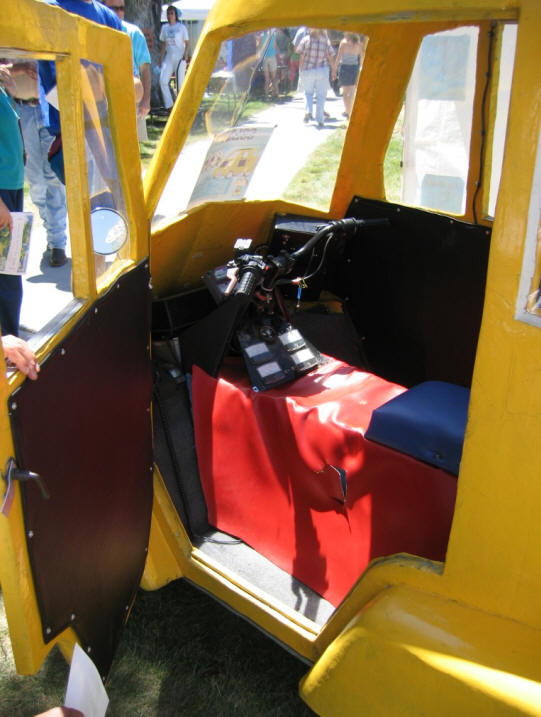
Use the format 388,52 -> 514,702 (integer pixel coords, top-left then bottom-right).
90,207 -> 128,255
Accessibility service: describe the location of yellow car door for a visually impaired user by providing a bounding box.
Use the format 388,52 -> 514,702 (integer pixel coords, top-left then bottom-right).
0,0 -> 152,680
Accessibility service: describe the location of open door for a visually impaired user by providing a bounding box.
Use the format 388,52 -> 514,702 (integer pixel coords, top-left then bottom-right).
0,1 -> 152,679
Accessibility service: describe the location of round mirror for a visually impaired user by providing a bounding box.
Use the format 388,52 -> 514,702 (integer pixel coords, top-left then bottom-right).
90,207 -> 128,255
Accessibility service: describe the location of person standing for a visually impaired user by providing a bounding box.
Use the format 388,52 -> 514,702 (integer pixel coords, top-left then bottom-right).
103,0 -> 152,139
9,61 -> 69,268
0,66 -> 25,336
297,29 -> 334,128
333,33 -> 365,119
159,5 -> 190,112
257,29 -> 279,99
38,1 -> 142,184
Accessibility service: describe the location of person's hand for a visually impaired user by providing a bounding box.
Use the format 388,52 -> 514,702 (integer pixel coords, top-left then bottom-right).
0,197 -> 13,233
138,97 -> 150,118
2,335 -> 39,380
0,64 -> 16,96
34,708 -> 85,717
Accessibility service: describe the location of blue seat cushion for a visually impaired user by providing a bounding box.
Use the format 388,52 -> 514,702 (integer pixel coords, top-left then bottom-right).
365,381 -> 470,476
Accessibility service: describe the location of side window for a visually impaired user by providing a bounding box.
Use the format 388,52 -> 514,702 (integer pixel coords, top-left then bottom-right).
384,27 -> 479,214
486,23 -> 516,218
154,28 -> 368,225
80,60 -> 130,284
1,53 -> 78,345
516,124 -> 541,327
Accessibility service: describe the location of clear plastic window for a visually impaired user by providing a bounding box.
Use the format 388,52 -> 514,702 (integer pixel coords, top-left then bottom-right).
154,28 -> 367,223
386,27 -> 479,214
516,124 -> 541,327
80,60 -> 130,281
0,52 -> 78,342
486,24 -> 516,219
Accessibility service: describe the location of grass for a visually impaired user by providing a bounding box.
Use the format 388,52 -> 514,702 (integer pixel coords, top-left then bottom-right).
0,581 -> 315,716
283,126 -> 404,210
283,128 -> 347,209
383,134 -> 403,204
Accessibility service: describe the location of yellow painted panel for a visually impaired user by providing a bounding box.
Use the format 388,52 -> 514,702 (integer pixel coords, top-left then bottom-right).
302,585 -> 541,715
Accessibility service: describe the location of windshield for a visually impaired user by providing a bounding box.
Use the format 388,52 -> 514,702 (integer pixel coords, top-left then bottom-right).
154,27 -> 367,224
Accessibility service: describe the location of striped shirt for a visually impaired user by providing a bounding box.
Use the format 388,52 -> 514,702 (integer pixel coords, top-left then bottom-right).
299,34 -> 334,70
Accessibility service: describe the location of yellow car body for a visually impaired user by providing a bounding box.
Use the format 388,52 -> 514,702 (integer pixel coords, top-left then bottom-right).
1,0 -> 541,714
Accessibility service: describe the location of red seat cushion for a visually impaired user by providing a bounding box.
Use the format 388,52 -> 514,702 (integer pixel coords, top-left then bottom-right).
193,357 -> 457,606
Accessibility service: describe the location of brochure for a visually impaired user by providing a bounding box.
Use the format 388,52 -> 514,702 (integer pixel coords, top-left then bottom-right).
0,212 -> 33,275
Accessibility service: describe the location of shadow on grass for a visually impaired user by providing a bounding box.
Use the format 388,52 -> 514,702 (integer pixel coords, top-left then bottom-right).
1,579 -> 315,716
107,579 -> 315,716
0,643 -> 69,717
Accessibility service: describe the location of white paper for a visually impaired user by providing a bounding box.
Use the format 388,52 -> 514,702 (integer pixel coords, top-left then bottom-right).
64,643 -> 109,717
45,84 -> 59,110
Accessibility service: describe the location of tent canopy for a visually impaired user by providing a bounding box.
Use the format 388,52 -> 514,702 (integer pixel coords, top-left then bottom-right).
161,0 -> 212,22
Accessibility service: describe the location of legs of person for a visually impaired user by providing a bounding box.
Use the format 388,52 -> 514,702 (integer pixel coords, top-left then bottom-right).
314,66 -> 329,125
301,69 -> 315,120
0,189 -> 23,336
0,274 -> 23,336
268,56 -> 278,97
342,85 -> 354,117
160,54 -> 177,109
19,104 -> 67,252
262,60 -> 271,95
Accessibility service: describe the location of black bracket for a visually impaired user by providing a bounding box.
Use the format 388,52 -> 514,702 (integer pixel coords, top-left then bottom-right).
2,457 -> 50,501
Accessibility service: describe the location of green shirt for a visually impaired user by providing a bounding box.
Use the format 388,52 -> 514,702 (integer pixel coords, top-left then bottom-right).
0,87 -> 24,190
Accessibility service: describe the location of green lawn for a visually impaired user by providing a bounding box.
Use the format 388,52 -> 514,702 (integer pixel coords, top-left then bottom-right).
0,581 -> 314,716
283,126 -> 403,210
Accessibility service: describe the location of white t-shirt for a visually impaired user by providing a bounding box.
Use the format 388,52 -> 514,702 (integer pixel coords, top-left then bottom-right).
160,22 -> 189,57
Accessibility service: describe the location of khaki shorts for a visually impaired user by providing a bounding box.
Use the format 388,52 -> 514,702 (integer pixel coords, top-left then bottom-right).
262,55 -> 277,73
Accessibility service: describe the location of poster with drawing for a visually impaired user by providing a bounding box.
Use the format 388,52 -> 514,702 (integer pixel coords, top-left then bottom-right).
0,212 -> 33,275
188,125 -> 274,208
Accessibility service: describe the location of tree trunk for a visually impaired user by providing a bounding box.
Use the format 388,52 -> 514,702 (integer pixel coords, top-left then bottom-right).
124,0 -> 163,107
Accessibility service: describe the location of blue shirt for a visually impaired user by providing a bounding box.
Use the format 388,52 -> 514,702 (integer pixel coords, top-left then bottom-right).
39,0 -> 123,134
0,89 -> 24,190
123,20 -> 151,76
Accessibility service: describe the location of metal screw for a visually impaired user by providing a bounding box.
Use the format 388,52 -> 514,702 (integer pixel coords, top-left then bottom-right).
10,402 -> 16,411
87,646 -> 92,654
70,613 -> 76,621
46,627 -> 52,635
28,530 -> 34,538
94,307 -> 98,314
60,348 -> 66,356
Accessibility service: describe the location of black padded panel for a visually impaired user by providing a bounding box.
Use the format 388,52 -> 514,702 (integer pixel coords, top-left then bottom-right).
10,261 -> 153,678
330,196 -> 491,388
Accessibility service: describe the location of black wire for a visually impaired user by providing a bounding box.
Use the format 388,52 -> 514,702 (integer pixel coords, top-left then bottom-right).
472,22 -> 496,224
300,235 -> 333,283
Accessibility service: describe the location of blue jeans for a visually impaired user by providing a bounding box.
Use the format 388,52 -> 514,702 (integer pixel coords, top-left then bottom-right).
0,189 -> 23,336
300,66 -> 329,124
18,102 -> 67,250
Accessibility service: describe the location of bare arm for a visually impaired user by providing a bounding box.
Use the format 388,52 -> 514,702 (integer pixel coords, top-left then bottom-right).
138,63 -> 151,117
133,76 -> 143,103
